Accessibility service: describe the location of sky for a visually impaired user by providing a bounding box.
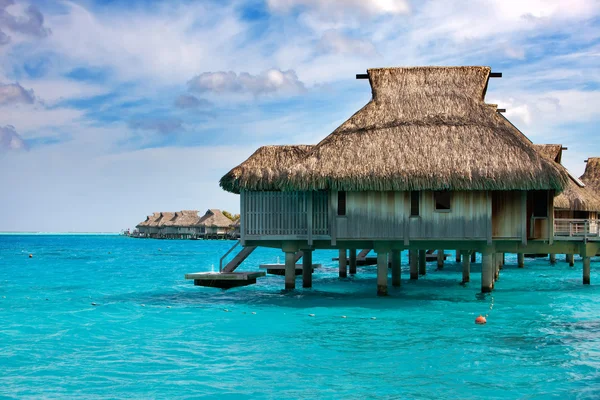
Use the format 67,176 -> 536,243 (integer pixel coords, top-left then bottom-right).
1,0 -> 599,232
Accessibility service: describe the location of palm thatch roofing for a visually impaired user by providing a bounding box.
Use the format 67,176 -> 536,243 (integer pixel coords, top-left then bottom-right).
136,212 -> 161,228
150,212 -> 175,228
535,144 -> 563,164
162,210 -> 200,227
196,209 -> 233,228
534,145 -> 600,211
581,158 -> 600,195
220,66 -> 568,194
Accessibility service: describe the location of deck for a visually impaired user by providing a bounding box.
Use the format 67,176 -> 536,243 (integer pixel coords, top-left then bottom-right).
554,219 -> 600,241
185,271 -> 266,289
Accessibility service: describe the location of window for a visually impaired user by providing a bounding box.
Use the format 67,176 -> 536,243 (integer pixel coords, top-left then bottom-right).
337,191 -> 346,216
532,191 -> 548,217
410,191 -> 420,216
434,191 -> 451,211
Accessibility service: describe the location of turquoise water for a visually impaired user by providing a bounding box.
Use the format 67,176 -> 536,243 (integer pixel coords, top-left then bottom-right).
1,235 -> 599,399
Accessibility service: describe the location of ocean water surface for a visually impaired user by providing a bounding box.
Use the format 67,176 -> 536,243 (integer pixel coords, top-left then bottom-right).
1,234 -> 599,399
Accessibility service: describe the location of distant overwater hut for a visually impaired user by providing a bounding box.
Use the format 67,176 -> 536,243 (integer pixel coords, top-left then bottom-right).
196,209 -> 233,239
535,145 -> 600,264
161,210 -> 200,239
153,212 -> 175,239
581,157 -> 600,194
229,220 -> 241,239
135,212 -> 160,237
188,66 -> 600,294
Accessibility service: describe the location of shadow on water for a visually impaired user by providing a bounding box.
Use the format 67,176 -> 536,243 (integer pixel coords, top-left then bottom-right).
99,276 -> 496,310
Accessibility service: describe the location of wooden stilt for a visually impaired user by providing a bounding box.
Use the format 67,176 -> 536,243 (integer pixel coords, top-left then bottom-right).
349,249 -> 357,275
391,250 -> 401,287
339,249 -> 347,278
567,254 -> 574,267
583,256 -> 591,285
437,249 -> 444,269
409,250 -> 418,280
462,251 -> 471,283
302,249 -> 312,288
285,251 -> 296,290
471,252 -> 476,263
518,253 -> 524,268
456,250 -> 461,263
482,253 -> 493,293
377,252 -> 388,296
549,253 -> 556,264
419,250 -> 426,275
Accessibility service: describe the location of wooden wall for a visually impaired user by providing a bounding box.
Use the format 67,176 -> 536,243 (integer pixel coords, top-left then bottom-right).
492,191 -> 523,238
335,191 -> 494,240
242,191 -> 328,238
241,190 -> 540,242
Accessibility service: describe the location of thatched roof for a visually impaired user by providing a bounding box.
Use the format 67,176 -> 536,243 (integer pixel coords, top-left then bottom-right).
534,145 -> 600,211
535,144 -> 563,163
150,212 -> 175,227
162,210 -> 200,227
196,209 -> 233,228
581,158 -> 600,195
221,66 -> 567,193
136,212 -> 160,228
220,145 -> 313,193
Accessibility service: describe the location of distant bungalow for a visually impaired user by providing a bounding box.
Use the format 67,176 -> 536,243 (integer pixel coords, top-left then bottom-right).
134,209 -> 233,239
188,66 -> 599,294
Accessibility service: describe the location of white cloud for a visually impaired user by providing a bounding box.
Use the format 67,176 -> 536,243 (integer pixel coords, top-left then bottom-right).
187,69 -> 306,96
0,124 -> 26,151
318,30 -> 378,56
267,0 -> 410,17
0,81 -> 34,105
174,94 -> 211,109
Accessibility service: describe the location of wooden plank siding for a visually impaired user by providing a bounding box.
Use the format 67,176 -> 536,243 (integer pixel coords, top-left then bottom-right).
242,190 -> 539,242
243,191 -> 329,239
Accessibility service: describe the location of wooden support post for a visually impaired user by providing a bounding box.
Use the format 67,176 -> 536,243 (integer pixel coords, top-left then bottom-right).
567,253 -> 574,267
500,253 -> 505,269
482,252 -> 494,293
583,256 -> 591,285
339,249 -> 347,278
285,251 -> 296,290
302,249 -> 313,288
437,249 -> 444,269
409,250 -> 418,280
391,250 -> 401,287
549,253 -> 556,264
377,251 -> 388,296
494,253 -> 502,282
462,251 -> 471,283
419,250 -> 426,275
349,249 -> 357,275
518,253 -> 525,268
456,250 -> 461,263
471,252 -> 476,263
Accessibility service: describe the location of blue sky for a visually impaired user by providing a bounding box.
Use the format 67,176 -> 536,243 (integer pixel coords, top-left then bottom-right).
1,0 -> 599,232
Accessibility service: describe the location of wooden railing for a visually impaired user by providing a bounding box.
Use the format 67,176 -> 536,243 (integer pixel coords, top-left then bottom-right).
554,219 -> 600,240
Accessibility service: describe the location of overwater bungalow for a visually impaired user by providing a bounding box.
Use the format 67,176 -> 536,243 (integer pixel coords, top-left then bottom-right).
196,209 -> 233,239
535,144 -> 600,264
161,210 -> 200,239
135,212 -> 160,237
229,220 -> 241,239
581,157 -> 600,194
188,66 -> 600,294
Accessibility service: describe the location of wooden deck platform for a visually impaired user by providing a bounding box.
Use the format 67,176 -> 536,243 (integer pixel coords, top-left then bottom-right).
259,263 -> 322,276
332,253 -> 448,266
184,271 -> 265,289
